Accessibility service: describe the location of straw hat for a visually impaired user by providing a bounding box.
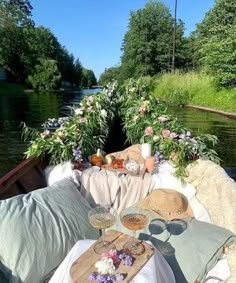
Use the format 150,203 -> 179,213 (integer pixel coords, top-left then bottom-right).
139,189 -> 193,220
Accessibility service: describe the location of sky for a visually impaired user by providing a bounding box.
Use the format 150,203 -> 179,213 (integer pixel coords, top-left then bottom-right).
30,0 -> 215,79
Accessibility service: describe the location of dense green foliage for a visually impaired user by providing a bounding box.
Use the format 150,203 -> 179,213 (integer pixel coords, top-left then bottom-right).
0,0 -> 97,90
195,0 -> 236,87
81,68 -> 97,88
120,1 -> 188,79
27,59 -> 61,91
154,72 -> 236,112
99,1 -> 189,82
99,0 -> 235,96
98,66 -> 121,86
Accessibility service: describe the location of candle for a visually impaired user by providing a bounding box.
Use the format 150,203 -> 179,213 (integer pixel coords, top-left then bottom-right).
145,156 -> 155,173
141,143 -> 152,159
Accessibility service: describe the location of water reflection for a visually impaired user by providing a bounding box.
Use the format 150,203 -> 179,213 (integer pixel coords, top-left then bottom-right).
0,89 -> 101,176
169,107 -> 236,169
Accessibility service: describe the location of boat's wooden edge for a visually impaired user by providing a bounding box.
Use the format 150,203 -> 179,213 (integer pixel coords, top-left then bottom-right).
0,157 -> 48,200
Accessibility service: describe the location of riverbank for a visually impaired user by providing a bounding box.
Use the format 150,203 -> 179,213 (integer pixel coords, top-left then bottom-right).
186,105 -> 236,120
153,72 -> 236,113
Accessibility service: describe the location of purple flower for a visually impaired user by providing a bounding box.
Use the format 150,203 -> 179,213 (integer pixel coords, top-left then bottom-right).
119,252 -> 134,266
109,275 -> 116,281
123,255 -> 133,266
96,274 -> 106,282
115,273 -> 125,281
118,253 -> 125,260
72,146 -> 83,162
88,272 -> 98,280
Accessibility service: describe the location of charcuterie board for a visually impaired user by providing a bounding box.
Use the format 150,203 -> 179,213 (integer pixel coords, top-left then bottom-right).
70,230 -> 154,283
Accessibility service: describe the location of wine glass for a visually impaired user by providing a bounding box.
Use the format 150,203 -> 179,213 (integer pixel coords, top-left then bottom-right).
120,207 -> 149,256
88,204 -> 116,254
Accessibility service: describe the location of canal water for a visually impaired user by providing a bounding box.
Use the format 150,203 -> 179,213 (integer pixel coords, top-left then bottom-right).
0,90 -> 236,179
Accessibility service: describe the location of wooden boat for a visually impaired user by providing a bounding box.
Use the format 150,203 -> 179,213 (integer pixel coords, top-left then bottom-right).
0,157 -> 48,200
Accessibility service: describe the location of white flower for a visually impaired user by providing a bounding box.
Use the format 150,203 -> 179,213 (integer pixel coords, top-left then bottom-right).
74,108 -> 83,115
186,131 -> 192,137
153,135 -> 160,142
158,116 -> 169,123
101,109 -> 107,118
95,257 -> 115,275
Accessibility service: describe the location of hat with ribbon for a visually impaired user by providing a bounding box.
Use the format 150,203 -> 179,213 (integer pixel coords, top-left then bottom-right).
139,189 -> 193,220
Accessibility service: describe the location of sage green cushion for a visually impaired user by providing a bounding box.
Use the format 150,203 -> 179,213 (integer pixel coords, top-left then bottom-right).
112,211 -> 236,283
0,178 -> 99,283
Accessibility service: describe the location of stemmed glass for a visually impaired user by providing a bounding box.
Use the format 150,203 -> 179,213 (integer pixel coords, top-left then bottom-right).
88,204 -> 116,254
120,207 -> 149,256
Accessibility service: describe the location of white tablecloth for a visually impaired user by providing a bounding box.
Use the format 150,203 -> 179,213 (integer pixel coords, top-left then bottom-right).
49,239 -> 176,283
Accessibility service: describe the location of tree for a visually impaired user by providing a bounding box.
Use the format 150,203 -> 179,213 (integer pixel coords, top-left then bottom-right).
57,47 -> 75,85
27,58 -> 61,91
0,0 -> 33,81
81,68 -> 97,88
120,1 -> 187,79
74,58 -> 83,87
99,66 -> 121,86
196,0 -> 236,87
0,0 -> 33,27
23,26 -> 62,77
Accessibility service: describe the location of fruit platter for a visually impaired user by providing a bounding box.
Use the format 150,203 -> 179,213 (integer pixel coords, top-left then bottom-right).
102,156 -> 146,177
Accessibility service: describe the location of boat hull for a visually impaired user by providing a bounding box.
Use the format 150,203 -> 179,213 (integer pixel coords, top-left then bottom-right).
0,157 -> 48,200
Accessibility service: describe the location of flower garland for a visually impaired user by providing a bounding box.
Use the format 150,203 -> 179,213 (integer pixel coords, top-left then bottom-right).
22,77 -> 220,178
119,77 -> 220,178
88,249 -> 134,283
22,81 -> 119,164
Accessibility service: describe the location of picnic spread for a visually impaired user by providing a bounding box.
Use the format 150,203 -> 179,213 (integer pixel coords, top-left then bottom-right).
44,144 -> 236,283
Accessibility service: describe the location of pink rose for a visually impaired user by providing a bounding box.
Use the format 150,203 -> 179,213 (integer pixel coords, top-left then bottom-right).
101,249 -> 120,264
162,129 -> 171,138
144,126 -> 154,136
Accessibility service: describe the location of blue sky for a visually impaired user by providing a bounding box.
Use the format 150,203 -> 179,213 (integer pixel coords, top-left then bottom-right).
30,0 -> 215,79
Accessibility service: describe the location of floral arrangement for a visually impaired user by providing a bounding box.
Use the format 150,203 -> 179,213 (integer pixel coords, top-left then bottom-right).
22,77 -> 220,178
119,77 -> 220,178
22,81 -> 119,164
88,249 -> 134,283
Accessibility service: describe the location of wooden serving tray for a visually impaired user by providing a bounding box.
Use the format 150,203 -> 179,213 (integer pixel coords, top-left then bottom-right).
102,164 -> 146,177
70,230 -> 154,283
